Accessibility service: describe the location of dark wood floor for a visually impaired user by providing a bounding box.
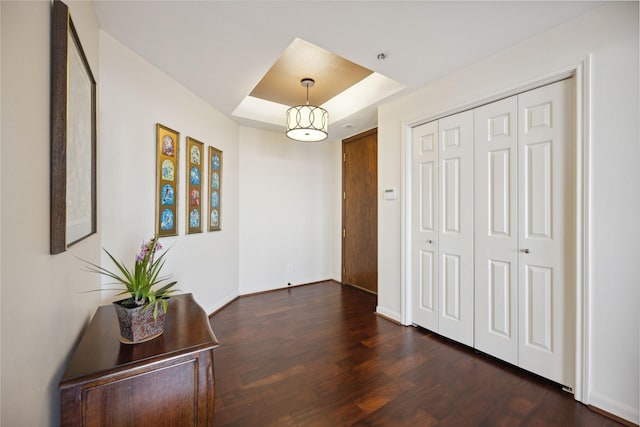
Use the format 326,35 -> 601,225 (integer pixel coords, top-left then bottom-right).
209,281 -> 622,426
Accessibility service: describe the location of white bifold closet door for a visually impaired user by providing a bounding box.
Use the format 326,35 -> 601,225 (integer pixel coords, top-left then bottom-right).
517,79 -> 575,387
411,121 -> 439,331
412,78 -> 575,388
411,111 -> 474,347
474,96 -> 519,365
474,78 -> 575,387
437,112 -> 474,346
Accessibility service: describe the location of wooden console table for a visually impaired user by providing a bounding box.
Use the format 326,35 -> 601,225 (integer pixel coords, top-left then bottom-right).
59,293 -> 218,426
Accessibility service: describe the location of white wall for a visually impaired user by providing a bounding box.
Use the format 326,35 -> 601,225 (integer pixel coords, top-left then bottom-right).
0,2 -> 4,422
3,0 -> 635,425
378,2 -> 639,423
99,32 -> 240,314
0,1 -> 103,425
238,127 -> 340,294
2,3 -> 339,423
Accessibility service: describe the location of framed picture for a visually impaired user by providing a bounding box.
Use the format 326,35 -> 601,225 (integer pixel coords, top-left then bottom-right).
50,0 -> 97,254
156,124 -> 180,237
208,146 -> 222,232
186,137 -> 204,234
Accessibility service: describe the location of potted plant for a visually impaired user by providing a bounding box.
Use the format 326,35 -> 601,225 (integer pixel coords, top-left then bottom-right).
83,235 -> 179,343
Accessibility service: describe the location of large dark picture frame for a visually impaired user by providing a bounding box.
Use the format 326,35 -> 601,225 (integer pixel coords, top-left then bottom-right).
50,0 -> 97,254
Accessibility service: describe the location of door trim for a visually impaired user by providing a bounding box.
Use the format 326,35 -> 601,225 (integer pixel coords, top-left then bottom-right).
400,56 -> 591,404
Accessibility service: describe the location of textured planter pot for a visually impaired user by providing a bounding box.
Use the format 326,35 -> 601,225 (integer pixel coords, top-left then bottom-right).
113,299 -> 167,344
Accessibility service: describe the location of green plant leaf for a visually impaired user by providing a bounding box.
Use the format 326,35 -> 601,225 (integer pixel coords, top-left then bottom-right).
80,235 -> 179,318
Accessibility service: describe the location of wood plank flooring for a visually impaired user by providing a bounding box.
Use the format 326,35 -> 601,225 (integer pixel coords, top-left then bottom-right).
209,281 -> 622,426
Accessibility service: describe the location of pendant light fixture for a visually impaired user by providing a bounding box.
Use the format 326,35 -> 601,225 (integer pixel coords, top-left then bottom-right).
286,78 -> 328,142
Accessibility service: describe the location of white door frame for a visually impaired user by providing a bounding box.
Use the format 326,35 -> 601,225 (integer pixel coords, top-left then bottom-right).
399,56 -> 591,403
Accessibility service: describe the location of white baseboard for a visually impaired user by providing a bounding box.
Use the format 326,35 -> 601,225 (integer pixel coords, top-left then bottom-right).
589,391 -> 639,425
206,291 -> 239,316
376,306 -> 401,323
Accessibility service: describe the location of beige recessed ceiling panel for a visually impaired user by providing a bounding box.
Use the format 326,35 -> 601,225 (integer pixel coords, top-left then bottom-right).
250,38 -> 373,106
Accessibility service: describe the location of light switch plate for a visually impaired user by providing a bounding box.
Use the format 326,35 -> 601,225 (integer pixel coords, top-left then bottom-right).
383,188 -> 397,200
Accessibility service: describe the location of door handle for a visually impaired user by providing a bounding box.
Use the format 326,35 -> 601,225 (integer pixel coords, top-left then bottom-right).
521,248 -> 531,254
427,240 -> 433,244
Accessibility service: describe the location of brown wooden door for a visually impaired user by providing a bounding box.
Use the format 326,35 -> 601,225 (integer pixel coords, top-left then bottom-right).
342,129 -> 378,293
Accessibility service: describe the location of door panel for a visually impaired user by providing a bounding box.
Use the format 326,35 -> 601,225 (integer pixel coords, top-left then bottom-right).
525,141 -> 552,238
419,249 -> 436,311
474,96 -> 519,364
442,253 -> 461,320
442,158 -> 460,233
419,162 -> 436,232
438,111 -> 474,346
342,130 -> 378,293
490,149 -> 511,236
411,121 -> 439,330
489,260 -> 512,337
518,79 -> 575,388
524,265 -> 553,351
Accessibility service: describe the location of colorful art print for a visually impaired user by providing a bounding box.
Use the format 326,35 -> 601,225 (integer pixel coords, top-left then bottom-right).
208,146 -> 222,232
186,137 -> 204,234
190,188 -> 200,206
211,172 -> 220,190
156,124 -> 179,237
160,184 -> 175,205
190,166 -> 200,185
189,208 -> 200,229
161,159 -> 174,181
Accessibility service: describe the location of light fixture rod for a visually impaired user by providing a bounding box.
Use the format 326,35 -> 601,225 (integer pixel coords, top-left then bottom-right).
301,78 -> 315,105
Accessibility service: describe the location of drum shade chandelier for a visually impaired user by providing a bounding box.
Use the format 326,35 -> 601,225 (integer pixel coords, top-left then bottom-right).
286,78 -> 328,142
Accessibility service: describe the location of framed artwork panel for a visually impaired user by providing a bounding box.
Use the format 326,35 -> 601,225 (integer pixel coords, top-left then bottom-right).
208,146 -> 222,232
156,124 -> 180,237
50,0 -> 97,254
186,137 -> 204,234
